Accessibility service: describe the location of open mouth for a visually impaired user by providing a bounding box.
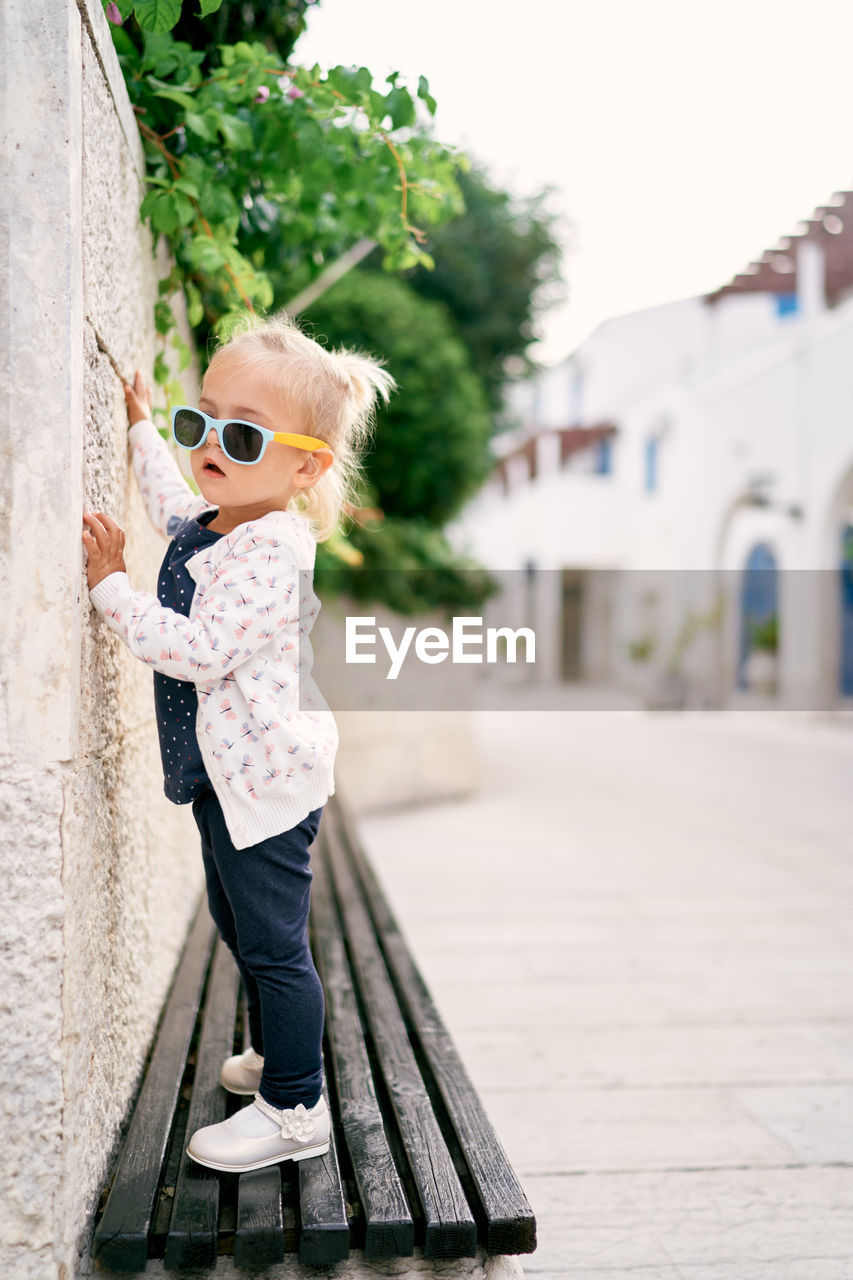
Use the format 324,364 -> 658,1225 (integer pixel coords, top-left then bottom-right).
204,459 -> 226,476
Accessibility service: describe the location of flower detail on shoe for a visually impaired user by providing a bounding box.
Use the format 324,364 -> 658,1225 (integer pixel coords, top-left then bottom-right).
280,1103 -> 317,1141
254,1093 -> 318,1141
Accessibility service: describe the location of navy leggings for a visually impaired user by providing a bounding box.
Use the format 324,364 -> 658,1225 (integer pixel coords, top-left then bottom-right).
191,787 -> 325,1110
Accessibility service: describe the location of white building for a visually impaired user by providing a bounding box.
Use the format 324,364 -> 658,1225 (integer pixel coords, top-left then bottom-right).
449,192 -> 853,710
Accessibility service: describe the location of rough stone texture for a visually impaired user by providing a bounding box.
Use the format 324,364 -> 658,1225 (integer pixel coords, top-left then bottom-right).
0,774 -> 65,1279
0,0 -> 84,765
1,4 -> 203,1278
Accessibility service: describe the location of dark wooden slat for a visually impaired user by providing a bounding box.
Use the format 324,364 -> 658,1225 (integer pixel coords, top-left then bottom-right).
234,1168 -> 285,1268
230,998 -> 286,1269
93,899 -> 216,1273
164,939 -> 241,1270
297,1077 -> 350,1264
334,793 -> 538,1256
232,995 -> 286,1269
324,811 -> 478,1261
310,847 -> 413,1259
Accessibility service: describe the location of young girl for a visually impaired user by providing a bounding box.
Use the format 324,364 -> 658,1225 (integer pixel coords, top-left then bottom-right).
82,313 -> 393,1173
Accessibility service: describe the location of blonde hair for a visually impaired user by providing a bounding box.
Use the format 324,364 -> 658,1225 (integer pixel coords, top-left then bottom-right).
207,311 -> 395,541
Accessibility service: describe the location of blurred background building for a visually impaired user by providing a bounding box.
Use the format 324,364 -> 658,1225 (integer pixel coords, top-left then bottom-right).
449,192 -> 853,712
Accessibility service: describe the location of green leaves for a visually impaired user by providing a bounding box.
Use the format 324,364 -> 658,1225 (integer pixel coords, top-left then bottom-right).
186,234 -> 226,272
184,281 -> 204,327
184,110 -> 217,140
107,0 -> 222,31
106,2 -> 464,418
305,272 -> 494,527
136,28 -> 205,77
326,64 -> 373,99
409,166 -> 564,414
384,86 -> 415,131
97,0 -> 519,611
315,518 -> 498,616
148,82 -> 198,110
132,0 -> 183,33
217,113 -> 253,151
417,76 -> 437,117
140,187 -> 195,233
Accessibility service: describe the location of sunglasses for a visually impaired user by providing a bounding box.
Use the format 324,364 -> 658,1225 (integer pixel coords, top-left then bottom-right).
171,406 -> 333,466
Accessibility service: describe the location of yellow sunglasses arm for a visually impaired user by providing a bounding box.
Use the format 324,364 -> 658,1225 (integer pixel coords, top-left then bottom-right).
272,431 -> 334,455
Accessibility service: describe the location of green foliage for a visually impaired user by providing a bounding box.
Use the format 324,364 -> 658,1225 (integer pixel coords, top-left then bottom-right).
109,0 -> 200,33
103,0 -> 502,613
315,517 -> 499,617
749,613 -> 778,653
408,166 -> 565,413
113,0 -> 313,47
304,272 -> 494,526
103,1 -> 464,404
666,594 -> 726,673
626,634 -> 656,663
170,0 -> 316,62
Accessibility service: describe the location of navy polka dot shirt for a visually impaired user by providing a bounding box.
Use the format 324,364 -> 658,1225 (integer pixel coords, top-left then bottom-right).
153,510 -> 223,804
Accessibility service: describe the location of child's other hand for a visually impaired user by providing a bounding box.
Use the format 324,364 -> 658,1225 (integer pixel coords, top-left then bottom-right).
82,512 -> 127,590
124,370 -> 153,427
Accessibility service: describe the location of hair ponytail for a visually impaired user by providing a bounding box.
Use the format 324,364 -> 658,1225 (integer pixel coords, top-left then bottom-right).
334,351 -> 396,416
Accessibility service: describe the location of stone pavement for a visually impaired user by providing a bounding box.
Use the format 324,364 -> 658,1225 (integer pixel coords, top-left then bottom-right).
353,688 -> 853,1280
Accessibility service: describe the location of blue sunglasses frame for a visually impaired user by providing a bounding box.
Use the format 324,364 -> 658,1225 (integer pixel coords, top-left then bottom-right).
171,406 -> 334,466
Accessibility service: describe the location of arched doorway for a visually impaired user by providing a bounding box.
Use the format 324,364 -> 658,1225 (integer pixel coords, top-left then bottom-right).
737,543 -> 778,690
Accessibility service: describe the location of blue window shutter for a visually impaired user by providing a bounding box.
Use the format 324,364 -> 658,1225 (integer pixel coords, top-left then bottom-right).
737,543 -> 778,689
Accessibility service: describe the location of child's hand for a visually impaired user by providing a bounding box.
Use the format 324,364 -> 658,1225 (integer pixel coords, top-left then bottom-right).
82,512 -> 127,590
124,370 -> 153,427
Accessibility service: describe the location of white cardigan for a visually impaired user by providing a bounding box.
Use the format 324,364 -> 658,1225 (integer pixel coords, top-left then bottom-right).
89,419 -> 338,850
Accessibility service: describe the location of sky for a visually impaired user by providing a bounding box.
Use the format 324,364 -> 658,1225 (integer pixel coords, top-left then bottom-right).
295,0 -> 853,364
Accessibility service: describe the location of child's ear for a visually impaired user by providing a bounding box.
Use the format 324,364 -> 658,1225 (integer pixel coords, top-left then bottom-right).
295,450 -> 334,486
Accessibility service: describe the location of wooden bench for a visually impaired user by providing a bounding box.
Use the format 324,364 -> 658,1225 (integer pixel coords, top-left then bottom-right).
92,792 -> 536,1271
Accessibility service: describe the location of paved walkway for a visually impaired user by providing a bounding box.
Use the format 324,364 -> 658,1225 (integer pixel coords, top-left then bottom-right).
354,689 -> 853,1280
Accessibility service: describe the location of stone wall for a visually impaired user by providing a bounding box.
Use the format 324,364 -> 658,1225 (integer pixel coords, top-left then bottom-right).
0,3 -> 204,1276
